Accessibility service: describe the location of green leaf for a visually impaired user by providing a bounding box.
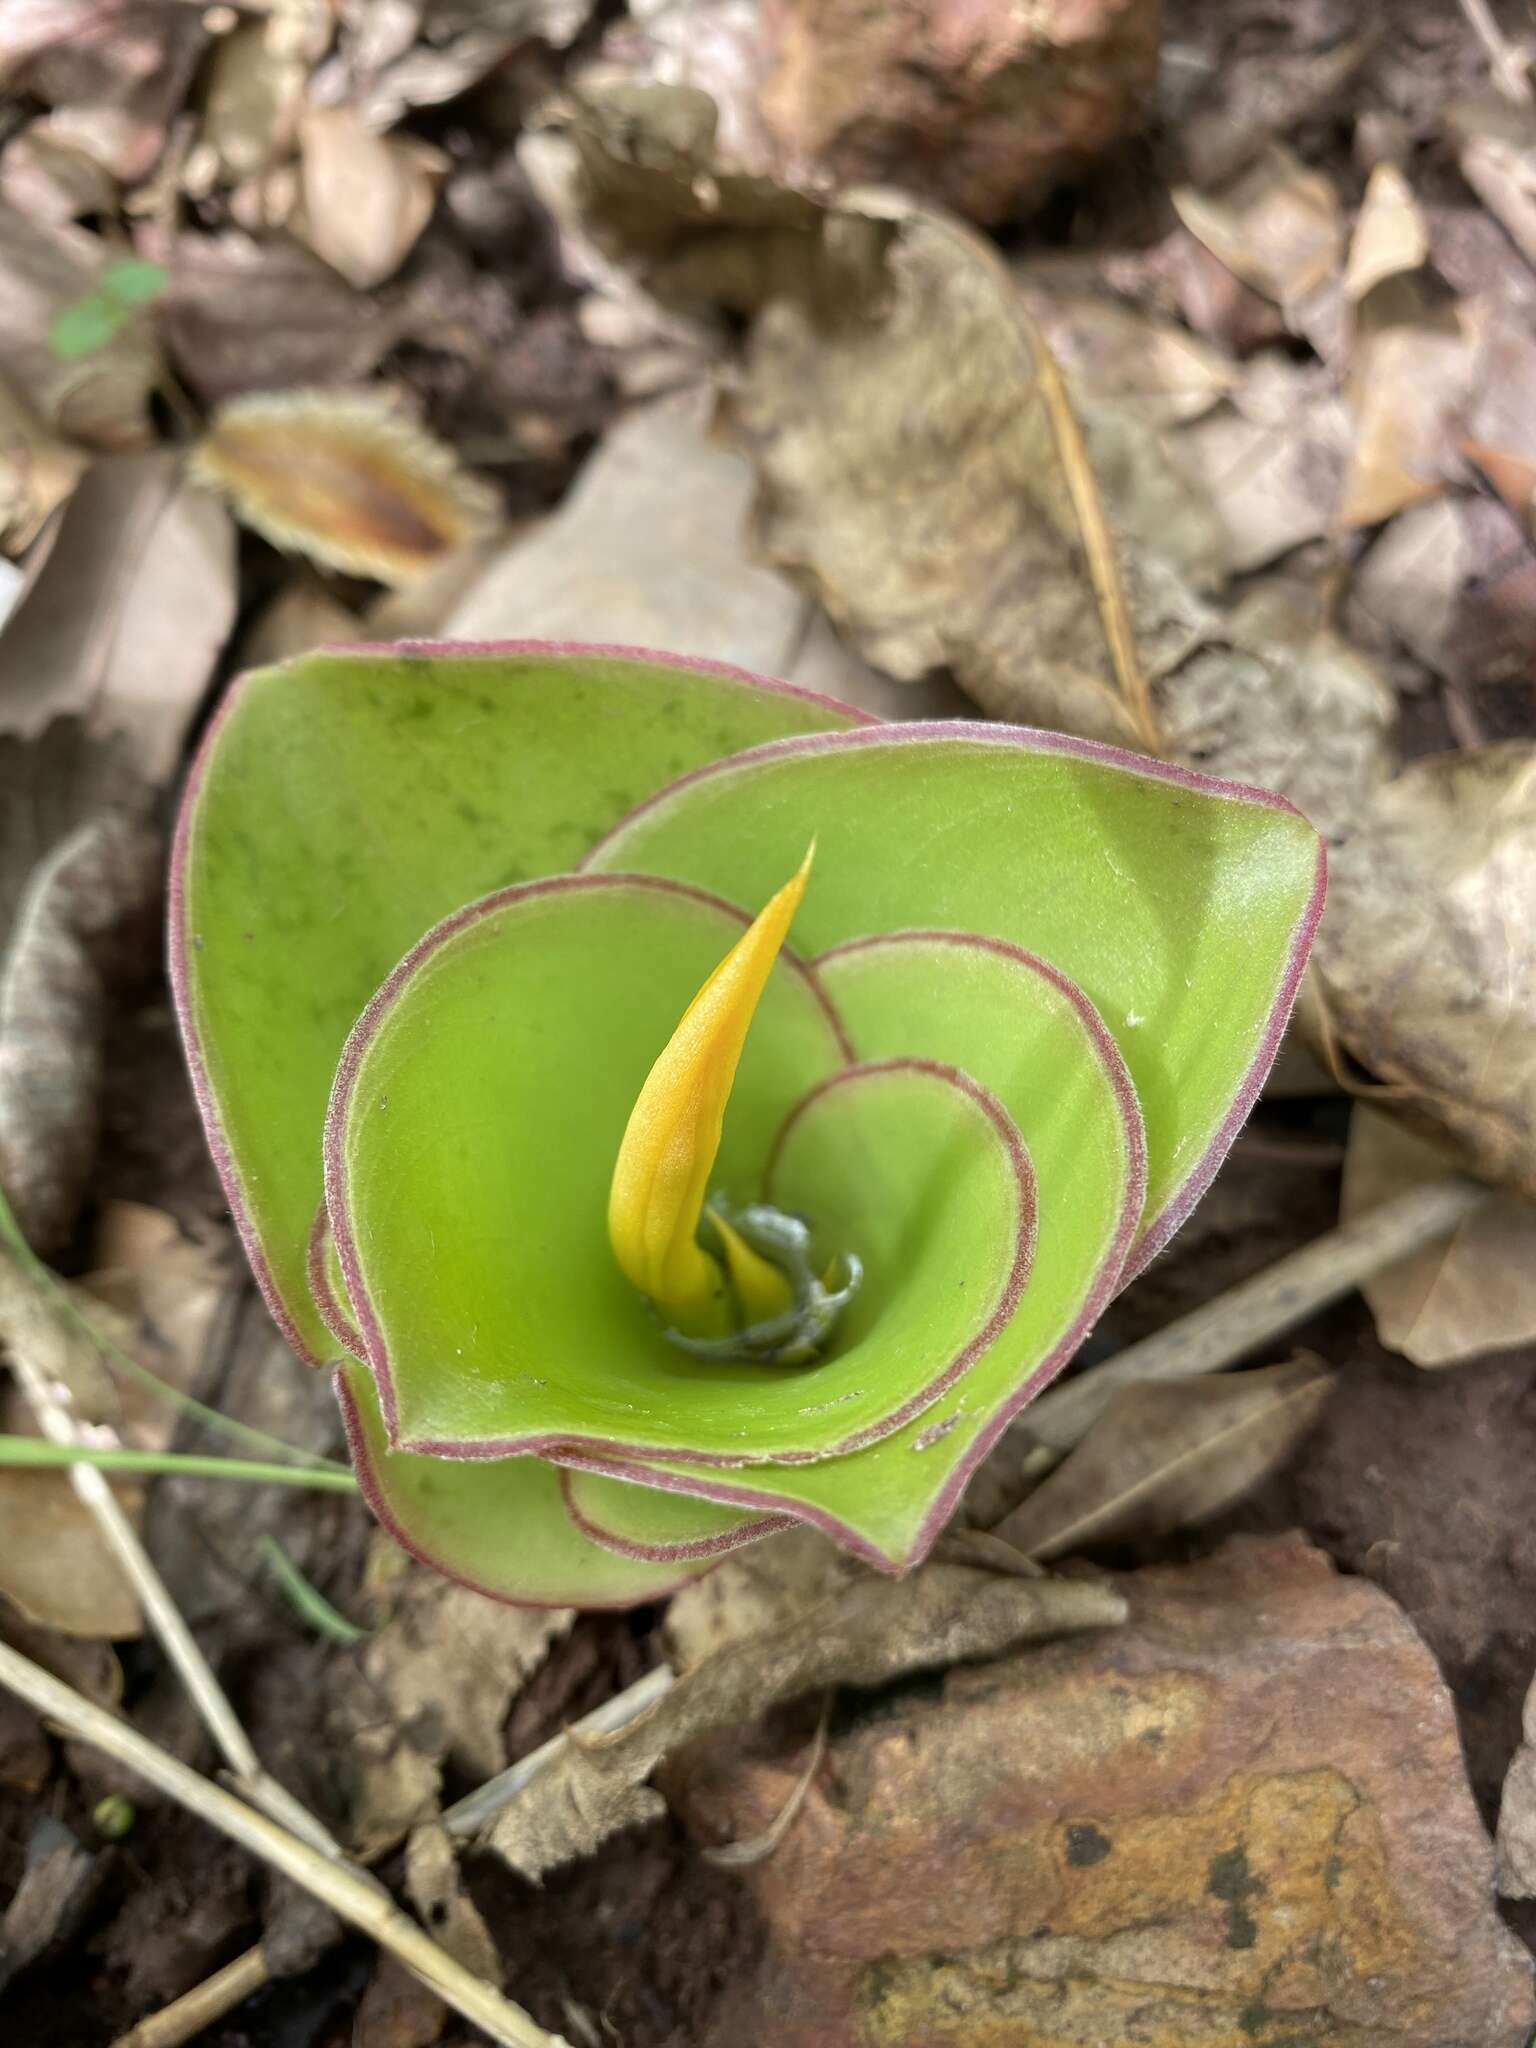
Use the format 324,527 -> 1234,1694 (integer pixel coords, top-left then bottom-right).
172,645 -> 863,1364
328,873 -> 857,1460
339,1362 -> 708,1608
562,1466 -> 786,1562
48,294 -> 126,360
554,932 -> 1144,1568
101,257 -> 168,307
585,724 -> 1324,1275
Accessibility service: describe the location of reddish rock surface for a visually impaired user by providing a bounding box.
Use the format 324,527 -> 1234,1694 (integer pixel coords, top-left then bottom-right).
672,1534 -> 1535,2047
758,0 -> 1162,225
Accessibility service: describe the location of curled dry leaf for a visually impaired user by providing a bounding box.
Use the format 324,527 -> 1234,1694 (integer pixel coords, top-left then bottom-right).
8,0 -> 207,185
0,376 -> 86,554
1339,279 -> 1480,530
297,108 -> 447,292
1464,440 -> 1536,536
1313,744 -> 1536,1200
190,389 -> 500,585
1350,492 -> 1536,687
197,17 -> 308,187
0,451 -> 237,780
1447,98 -> 1536,273
482,1563 -> 1127,1880
1343,162 -> 1429,305
403,1821 -> 502,1986
0,815 -> 160,1255
1171,144 -> 1346,310
1342,1106 -> 1536,1368
986,1356 -> 1334,1562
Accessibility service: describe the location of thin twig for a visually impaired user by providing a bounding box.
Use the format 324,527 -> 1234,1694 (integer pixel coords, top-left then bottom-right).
0,1637 -> 570,2048
113,1946 -> 271,2048
1021,1174 -> 1490,1455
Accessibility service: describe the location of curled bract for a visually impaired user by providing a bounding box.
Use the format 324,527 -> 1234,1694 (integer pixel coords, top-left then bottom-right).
171,642 -> 1324,1605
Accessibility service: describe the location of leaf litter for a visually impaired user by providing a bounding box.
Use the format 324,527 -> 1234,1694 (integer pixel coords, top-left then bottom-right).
3,0 -> 1536,2039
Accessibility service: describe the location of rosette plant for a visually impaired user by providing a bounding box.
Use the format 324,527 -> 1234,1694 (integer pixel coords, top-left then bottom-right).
172,643 -> 1324,1608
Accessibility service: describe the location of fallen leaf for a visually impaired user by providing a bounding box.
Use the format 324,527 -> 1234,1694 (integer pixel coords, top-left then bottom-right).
1022,285 -> 1238,428
238,577 -> 361,672
0,815 -> 160,1254
0,1816 -> 100,1992
327,1534 -> 573,1858
354,1952 -> 450,2048
329,0 -> 594,129
663,1526 -> 861,1671
0,452 -> 236,780
588,0 -> 775,172
1172,144 -> 1346,309
1500,1663 -> 1536,1898
445,389 -> 949,716
1342,1106 -> 1536,1367
9,3 -> 206,184
0,374 -> 87,554
1447,97 -> 1536,273
83,1202 -> 232,1445
1464,440 -> 1536,534
1313,744 -> 1536,1199
1176,33 -> 1372,189
158,231 -> 399,407
0,200 -> 158,450
986,1357 -> 1333,1561
190,388 -> 500,585
1349,492 -> 1536,687
1172,352 -> 1351,571
196,16 -> 308,186
296,108 -> 447,292
1343,161 -> 1430,303
1339,280 -> 1479,529
0,128 -> 118,225
403,1822 -> 502,1984
0,1461 -> 141,1640
483,1564 -> 1127,1879
1155,578 -> 1396,842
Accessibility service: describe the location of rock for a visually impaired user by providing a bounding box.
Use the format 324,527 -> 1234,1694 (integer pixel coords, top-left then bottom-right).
758,0 -> 1161,226
671,1534 -> 1535,2047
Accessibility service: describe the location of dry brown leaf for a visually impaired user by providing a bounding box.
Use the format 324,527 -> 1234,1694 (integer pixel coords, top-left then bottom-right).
1339,280 -> 1480,529
483,1564 -> 1126,1880
0,374 -> 87,555
1447,97 -> 1536,273
0,1465 -> 141,1640
0,1816 -> 100,1992
986,1358 -> 1334,1562
1342,1106 -> 1536,1367
327,1533 -> 572,1859
7,3 -> 206,184
403,1821 -> 502,1986
159,231 -> 399,408
1343,162 -> 1430,304
0,816 -> 160,1255
0,200 -> 158,451
0,452 -> 237,780
1172,145 -> 1346,309
0,129 -> 118,226
1500,1664 -> 1536,1898
1022,285 -> 1238,427
198,16 -> 307,186
1177,33 -> 1372,189
1155,578 -> 1396,843
1314,744 -> 1536,1200
1173,353 -> 1351,571
190,389 -> 500,586
1464,439 -> 1536,534
297,108 -> 446,292
1349,492 -> 1536,687
83,1203 -> 231,1445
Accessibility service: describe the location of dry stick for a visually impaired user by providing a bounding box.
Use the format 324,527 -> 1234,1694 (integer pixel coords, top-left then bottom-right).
0,1639 -> 570,2048
114,1948 -> 271,2048
1021,1174 -> 1491,1456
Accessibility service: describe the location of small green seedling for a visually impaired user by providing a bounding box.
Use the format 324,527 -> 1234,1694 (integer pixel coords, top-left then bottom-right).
48,257 -> 167,361
172,644 -> 1323,1607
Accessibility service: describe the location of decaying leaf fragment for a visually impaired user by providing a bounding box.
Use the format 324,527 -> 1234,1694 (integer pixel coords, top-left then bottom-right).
190,388 -> 500,584
296,108 -> 446,291
1343,1106 -> 1536,1368
483,1561 -> 1126,1880
0,815 -> 160,1254
1447,97 -> 1536,273
986,1356 -> 1334,1562
1314,745 -> 1536,1200
1172,144 -> 1345,309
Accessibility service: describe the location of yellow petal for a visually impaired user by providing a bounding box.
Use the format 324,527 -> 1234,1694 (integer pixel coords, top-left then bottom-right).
608,845 -> 814,1324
